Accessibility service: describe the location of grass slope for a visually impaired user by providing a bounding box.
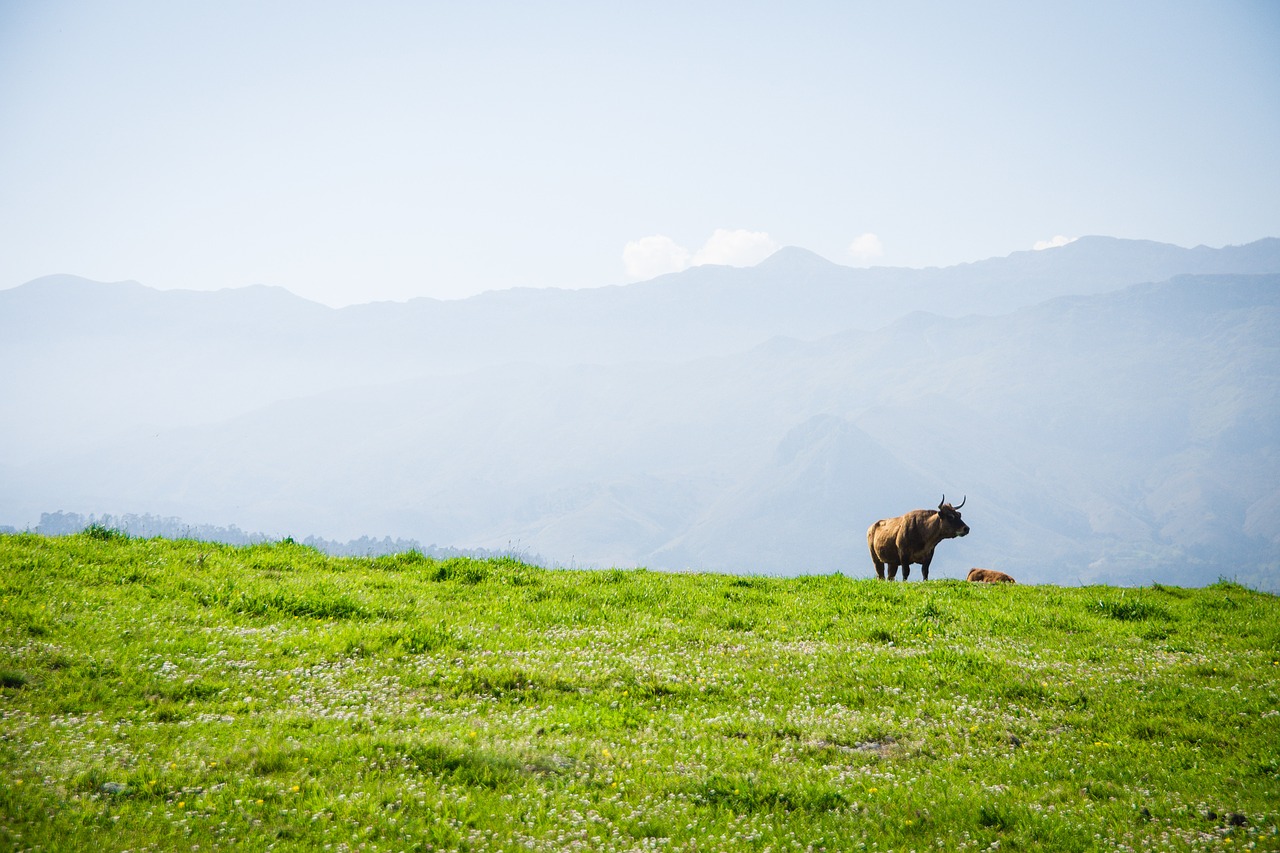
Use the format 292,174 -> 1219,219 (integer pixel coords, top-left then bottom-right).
1,531 -> 1278,852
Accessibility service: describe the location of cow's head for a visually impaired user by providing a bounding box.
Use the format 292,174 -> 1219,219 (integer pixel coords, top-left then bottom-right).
937,495 -> 970,538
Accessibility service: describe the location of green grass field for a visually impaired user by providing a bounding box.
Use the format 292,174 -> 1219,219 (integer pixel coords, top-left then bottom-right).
2,530 -> 1278,852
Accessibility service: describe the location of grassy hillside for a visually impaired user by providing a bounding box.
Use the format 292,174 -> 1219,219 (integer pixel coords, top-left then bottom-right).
1,531 -> 1278,852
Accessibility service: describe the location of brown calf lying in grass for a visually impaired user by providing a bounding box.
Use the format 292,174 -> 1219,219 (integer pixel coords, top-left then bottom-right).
967,568 -> 1016,583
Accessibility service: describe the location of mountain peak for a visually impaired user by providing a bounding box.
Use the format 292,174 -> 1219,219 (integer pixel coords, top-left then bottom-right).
756,246 -> 843,272
11,273 -> 146,293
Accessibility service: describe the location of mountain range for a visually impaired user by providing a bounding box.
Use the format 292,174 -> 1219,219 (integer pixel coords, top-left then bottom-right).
3,237 -> 1278,589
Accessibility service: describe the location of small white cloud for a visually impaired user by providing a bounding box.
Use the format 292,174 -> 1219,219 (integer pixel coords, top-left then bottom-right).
623,235 -> 692,280
848,232 -> 884,263
1033,235 -> 1077,251
691,229 -> 780,267
623,228 -> 781,280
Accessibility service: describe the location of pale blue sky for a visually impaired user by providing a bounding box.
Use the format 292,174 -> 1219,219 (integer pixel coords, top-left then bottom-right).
2,1 -> 1278,305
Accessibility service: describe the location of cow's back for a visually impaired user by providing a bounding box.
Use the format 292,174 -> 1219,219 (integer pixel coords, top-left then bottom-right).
868,510 -> 930,562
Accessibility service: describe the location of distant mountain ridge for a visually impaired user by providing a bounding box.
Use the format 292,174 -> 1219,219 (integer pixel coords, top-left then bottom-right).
5,236 -> 1280,467
3,239 -> 1279,589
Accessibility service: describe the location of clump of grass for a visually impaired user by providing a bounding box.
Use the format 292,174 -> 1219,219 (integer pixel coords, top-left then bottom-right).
1091,595 -> 1169,622
687,775 -> 847,813
192,582 -> 369,619
429,557 -> 491,584
83,522 -> 128,541
382,621 -> 461,654
370,549 -> 431,572
0,669 -> 29,689
867,627 -> 896,644
402,741 -> 527,789
1209,577 -> 1253,593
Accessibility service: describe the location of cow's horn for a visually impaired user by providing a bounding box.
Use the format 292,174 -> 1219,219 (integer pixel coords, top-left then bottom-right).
955,495 -> 966,509
939,494 -> 946,509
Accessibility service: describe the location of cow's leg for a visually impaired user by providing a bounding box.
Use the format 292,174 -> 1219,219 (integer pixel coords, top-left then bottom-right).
887,564 -> 898,580
901,563 -> 910,581
873,561 -> 886,580
920,556 -> 932,581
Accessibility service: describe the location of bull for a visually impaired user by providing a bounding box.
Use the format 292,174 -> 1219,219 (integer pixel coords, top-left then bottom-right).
967,568 -> 1015,584
867,496 -> 969,581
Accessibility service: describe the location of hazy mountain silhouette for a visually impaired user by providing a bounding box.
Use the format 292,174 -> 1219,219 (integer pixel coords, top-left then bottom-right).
3,239 -> 1279,589
6,236 -> 1280,465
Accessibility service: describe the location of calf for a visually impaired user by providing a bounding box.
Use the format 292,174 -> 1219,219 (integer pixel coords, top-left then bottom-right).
967,568 -> 1015,584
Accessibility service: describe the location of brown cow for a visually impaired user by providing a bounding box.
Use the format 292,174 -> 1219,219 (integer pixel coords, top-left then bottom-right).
867,496 -> 969,581
967,568 -> 1016,584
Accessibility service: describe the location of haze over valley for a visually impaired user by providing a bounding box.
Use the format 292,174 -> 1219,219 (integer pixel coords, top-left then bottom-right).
4,237 -> 1278,590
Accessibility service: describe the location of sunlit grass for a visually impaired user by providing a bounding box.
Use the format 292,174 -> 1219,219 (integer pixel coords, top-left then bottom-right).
1,531 -> 1278,851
